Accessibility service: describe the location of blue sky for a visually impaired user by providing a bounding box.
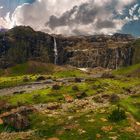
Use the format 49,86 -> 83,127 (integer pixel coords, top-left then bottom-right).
0,0 -> 140,37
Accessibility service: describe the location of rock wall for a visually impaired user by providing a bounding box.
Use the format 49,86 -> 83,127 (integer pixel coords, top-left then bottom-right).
55,34 -> 134,69
0,26 -> 135,69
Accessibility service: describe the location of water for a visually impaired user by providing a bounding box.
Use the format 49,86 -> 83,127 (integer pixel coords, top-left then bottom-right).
128,47 -> 132,65
53,37 -> 58,65
115,48 -> 119,69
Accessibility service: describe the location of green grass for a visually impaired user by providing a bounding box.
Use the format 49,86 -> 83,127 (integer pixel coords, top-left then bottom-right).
132,39 -> 140,64
120,96 -> 140,121
53,69 -> 87,78
0,75 -> 37,89
113,63 -> 140,76
29,106 -> 140,140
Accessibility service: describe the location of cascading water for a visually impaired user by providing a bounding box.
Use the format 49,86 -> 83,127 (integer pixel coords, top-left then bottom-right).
115,48 -> 119,69
128,47 -> 132,65
53,37 -> 58,65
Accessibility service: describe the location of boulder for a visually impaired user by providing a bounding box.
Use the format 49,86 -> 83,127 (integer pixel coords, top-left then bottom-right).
76,92 -> 87,99
0,106 -> 35,130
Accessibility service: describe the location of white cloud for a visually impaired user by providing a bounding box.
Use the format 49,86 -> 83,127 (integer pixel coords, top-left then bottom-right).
0,6 -> 3,9
0,0 -> 138,35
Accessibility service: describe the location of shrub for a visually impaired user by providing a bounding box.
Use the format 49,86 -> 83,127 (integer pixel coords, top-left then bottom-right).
23,76 -> 30,82
36,76 -> 46,81
108,105 -> 126,122
52,84 -> 61,90
109,94 -> 120,104
72,85 -> 79,91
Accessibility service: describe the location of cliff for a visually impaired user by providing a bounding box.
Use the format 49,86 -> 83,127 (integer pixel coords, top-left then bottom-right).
0,26 -> 137,69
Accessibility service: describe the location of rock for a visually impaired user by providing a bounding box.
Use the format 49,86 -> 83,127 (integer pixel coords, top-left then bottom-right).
0,106 -> 35,130
68,116 -> 74,120
101,126 -> 113,132
88,119 -> 95,122
0,101 -> 14,112
0,118 -> 3,125
64,124 -> 79,131
109,94 -> 120,103
56,130 -> 64,135
47,103 -> 60,110
93,96 -> 104,103
125,127 -> 135,132
96,134 -> 101,138
2,113 -> 30,130
36,76 -> 46,81
74,78 -> 82,83
102,94 -> 110,99
13,91 -> 26,95
52,84 -> 61,90
136,122 -> 140,126
47,138 -> 60,140
76,92 -> 87,99
100,118 -> 108,122
64,95 -> 74,103
78,129 -> 86,134
72,85 -> 79,91
109,136 -> 118,140
23,76 -> 30,82
101,72 -> 115,78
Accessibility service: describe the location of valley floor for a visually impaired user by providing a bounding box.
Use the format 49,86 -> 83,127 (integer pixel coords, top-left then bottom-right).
0,66 -> 140,140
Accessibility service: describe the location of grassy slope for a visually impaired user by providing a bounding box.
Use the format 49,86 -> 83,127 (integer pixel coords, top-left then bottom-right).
0,61 -> 87,89
132,39 -> 140,64
113,63 -> 140,77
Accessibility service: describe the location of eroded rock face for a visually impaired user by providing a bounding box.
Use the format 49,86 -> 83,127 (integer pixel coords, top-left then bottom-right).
56,34 -> 134,69
0,106 -> 35,130
0,26 -> 135,69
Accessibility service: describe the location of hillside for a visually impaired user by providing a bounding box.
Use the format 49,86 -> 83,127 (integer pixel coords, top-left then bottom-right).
0,26 -> 136,69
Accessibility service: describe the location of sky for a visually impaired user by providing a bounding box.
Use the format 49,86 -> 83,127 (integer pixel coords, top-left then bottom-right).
0,0 -> 140,36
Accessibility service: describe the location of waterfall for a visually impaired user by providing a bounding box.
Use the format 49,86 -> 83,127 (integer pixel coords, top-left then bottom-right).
128,47 -> 132,65
53,37 -> 58,65
115,48 -> 119,69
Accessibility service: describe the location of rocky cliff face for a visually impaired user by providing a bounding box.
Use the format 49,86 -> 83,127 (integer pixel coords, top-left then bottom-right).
55,34 -> 134,69
0,26 -> 135,69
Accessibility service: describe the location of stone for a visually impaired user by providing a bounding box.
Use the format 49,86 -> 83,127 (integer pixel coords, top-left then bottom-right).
74,78 -> 82,83
125,127 -> 135,132
52,84 -> 61,90
101,126 -> 113,132
109,136 -> 118,140
47,103 -> 60,110
0,118 -> 3,125
36,76 -> 46,81
100,118 -> 108,122
2,113 -> 30,130
76,92 -> 87,99
64,124 -> 79,131
72,85 -> 79,91
109,94 -> 120,103
0,106 -> 35,130
78,129 -> 86,134
96,134 -> 101,138
47,138 -> 60,140
88,119 -> 95,122
101,72 -> 115,78
136,122 -> 140,126
64,95 -> 74,103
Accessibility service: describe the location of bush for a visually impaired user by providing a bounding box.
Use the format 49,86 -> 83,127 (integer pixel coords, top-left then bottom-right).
52,84 -> 61,90
36,76 -> 46,81
23,76 -> 30,82
72,85 -> 79,91
109,94 -> 120,103
108,105 -> 126,122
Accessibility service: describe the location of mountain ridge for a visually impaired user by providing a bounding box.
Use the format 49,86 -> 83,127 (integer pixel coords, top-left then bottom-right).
0,26 -> 139,69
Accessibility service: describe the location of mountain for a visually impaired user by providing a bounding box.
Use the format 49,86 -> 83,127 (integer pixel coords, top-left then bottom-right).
0,26 -> 138,69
